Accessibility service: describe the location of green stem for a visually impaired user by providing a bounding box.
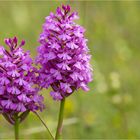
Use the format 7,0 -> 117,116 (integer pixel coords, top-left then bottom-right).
14,114 -> 19,140
34,112 -> 54,139
55,98 -> 65,140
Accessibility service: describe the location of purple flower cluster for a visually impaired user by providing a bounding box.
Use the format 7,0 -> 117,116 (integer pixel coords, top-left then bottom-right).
36,5 -> 93,100
0,37 -> 44,115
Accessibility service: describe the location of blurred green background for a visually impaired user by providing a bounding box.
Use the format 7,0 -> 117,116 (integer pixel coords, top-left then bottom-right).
0,1 -> 140,139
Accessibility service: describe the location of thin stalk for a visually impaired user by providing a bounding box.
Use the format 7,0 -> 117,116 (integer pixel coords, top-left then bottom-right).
14,114 -> 19,140
34,112 -> 54,139
55,98 -> 65,140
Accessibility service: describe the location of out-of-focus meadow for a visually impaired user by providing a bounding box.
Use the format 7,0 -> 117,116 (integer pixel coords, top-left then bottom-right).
0,1 -> 140,139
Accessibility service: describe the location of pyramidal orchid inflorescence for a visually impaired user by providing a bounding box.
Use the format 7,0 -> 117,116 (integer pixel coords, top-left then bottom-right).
0,37 -> 44,124
36,5 -> 93,100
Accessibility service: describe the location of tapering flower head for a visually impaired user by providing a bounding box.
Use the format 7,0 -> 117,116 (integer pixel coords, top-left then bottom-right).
0,37 -> 44,119
36,5 -> 93,100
